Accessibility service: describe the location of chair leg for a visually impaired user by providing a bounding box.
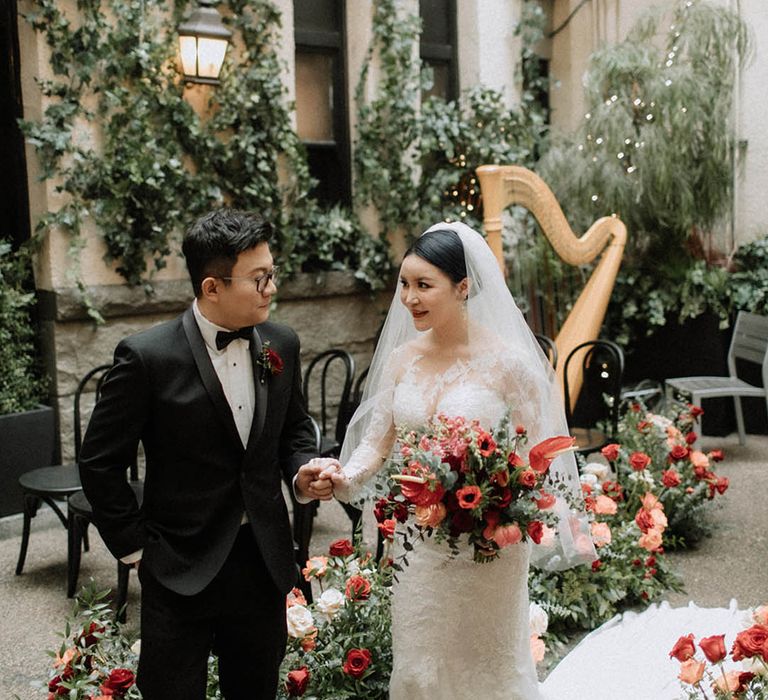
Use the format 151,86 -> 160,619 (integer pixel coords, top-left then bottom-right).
115,562 -> 130,623
16,495 -> 40,575
82,523 -> 90,553
733,396 -> 747,446
67,514 -> 84,598
340,502 -> 362,541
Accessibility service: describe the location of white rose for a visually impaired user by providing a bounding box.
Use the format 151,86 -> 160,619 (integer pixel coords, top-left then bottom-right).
628,470 -> 655,487
646,413 -> 672,431
346,560 -> 360,576
582,462 -> 610,482
580,473 -> 598,488
316,588 -> 345,621
529,602 -> 549,636
286,604 -> 315,638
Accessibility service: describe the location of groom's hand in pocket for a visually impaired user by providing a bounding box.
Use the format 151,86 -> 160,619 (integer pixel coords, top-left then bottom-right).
296,459 -> 340,501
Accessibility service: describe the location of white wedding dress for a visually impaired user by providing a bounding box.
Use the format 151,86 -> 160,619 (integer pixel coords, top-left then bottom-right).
337,350 -> 545,700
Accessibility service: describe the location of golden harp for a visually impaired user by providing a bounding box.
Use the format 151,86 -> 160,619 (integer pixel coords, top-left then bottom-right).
476,165 -> 627,409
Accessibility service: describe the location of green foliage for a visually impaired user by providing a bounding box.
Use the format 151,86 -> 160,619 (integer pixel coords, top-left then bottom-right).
0,243 -> 47,414
729,233 -> 768,315
21,0 -> 390,313
533,0 -> 751,341
354,0 -> 424,238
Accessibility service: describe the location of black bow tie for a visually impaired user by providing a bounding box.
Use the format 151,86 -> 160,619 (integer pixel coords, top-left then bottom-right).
215,326 -> 253,351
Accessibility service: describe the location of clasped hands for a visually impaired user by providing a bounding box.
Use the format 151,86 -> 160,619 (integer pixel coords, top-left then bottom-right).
296,458 -> 343,501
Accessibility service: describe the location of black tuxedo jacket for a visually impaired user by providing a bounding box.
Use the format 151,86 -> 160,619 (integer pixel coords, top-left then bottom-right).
78,308 -> 317,596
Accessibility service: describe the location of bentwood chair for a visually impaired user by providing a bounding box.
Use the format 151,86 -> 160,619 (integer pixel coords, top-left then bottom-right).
666,311 -> 768,446
534,333 -> 558,369
563,340 -> 625,457
16,364 -> 112,577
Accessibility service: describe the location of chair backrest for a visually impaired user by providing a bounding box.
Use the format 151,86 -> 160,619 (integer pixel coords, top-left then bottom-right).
728,311 -> 768,388
74,363 -> 139,481
534,333 -> 558,369
563,340 -> 625,436
302,349 -> 356,443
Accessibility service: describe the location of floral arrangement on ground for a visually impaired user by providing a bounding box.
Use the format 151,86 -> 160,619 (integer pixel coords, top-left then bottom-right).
669,605 -> 768,699
39,400 -> 728,697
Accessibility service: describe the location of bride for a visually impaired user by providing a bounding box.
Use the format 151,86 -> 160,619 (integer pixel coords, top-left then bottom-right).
327,222 -> 595,699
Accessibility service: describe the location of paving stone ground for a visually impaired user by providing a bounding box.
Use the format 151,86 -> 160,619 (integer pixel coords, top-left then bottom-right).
0,433 -> 764,699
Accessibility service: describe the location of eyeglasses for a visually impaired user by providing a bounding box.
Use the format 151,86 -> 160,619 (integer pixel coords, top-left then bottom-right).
219,266 -> 279,293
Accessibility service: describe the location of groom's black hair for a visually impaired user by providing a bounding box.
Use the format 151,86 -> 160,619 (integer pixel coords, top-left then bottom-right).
182,208 -> 274,297
405,228 -> 467,284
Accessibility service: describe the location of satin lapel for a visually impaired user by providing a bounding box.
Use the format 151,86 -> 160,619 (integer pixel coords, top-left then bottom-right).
182,308 -> 244,450
246,326 -> 268,450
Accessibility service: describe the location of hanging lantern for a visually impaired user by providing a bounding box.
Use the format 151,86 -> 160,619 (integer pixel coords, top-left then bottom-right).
178,1 -> 232,85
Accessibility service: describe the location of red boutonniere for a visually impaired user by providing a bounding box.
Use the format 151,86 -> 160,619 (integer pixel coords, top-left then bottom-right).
258,341 -> 284,384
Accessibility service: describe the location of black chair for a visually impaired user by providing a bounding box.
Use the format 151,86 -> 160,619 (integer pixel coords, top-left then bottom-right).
534,333 -> 558,369
16,364 -> 112,577
63,366 -> 143,621
563,340 -> 625,456
302,349 -> 356,457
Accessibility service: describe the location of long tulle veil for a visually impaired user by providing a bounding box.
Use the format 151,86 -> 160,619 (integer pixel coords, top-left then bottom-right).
340,221 -> 595,570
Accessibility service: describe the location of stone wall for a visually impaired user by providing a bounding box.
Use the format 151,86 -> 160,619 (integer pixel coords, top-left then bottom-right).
46,271 -> 390,462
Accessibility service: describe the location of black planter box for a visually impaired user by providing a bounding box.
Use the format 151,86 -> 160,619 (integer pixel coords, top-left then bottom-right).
0,405 -> 56,517
623,312 -> 767,437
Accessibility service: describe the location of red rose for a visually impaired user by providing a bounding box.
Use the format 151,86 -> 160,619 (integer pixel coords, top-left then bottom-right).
736,672 -> 756,692
669,445 -> 689,462
636,420 -> 651,432
601,443 -> 621,461
78,622 -> 105,648
329,539 -> 354,557
534,491 -> 556,510
456,485 -> 483,510
669,634 -> 696,661
699,634 -> 726,663
100,668 -> 135,697
48,667 -> 74,696
266,348 -> 284,374
689,404 -> 704,417
476,430 -> 497,456
709,449 -> 724,462
662,469 -> 681,488
715,476 -> 729,494
377,518 -> 396,541
495,486 -> 513,508
285,666 -> 310,696
373,498 -> 389,523
685,431 -> 697,445
732,625 -> 768,661
345,575 -> 372,601
591,559 -> 602,572
391,501 -> 408,523
635,509 -> 655,534
526,520 -> 544,544
515,424 -> 526,435
343,648 -> 372,678
518,469 -> 538,489
629,451 -> 651,471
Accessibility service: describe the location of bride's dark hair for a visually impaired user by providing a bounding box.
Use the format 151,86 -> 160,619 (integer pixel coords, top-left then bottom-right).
404,229 -> 467,283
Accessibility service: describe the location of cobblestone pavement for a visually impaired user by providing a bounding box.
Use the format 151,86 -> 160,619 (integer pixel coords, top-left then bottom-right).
0,434 -> 764,699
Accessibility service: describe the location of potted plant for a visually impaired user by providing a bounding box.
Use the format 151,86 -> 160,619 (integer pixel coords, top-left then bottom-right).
0,241 -> 53,517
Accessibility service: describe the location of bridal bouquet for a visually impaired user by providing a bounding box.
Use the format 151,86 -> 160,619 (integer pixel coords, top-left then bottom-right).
373,413 -> 576,563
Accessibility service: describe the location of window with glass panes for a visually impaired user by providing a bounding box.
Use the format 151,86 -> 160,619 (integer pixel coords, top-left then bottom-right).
419,0 -> 457,102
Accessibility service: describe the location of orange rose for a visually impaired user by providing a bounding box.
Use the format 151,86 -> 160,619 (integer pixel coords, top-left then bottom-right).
302,556 -> 328,581
689,450 -> 710,468
639,528 -> 663,552
530,634 -> 546,664
286,587 -> 307,608
590,522 -> 612,548
594,495 -> 617,515
678,659 -> 705,684
377,518 -> 396,540
600,443 -> 620,461
731,624 -> 768,661
635,508 -> 655,534
414,503 -> 447,528
662,469 -> 682,488
518,469 -> 538,488
493,523 -> 522,548
669,444 -> 689,461
712,671 -> 743,694
534,492 -> 556,510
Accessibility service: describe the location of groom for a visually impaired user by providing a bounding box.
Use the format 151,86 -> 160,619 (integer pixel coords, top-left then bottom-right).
79,209 -> 333,699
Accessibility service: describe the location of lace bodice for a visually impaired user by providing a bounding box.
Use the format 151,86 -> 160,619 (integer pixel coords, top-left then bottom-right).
336,346 -> 545,503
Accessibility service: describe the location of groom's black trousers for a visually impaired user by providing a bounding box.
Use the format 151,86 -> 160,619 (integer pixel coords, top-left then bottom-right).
136,525 -> 288,700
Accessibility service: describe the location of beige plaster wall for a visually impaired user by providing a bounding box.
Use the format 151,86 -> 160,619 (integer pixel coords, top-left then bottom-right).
548,0 -> 768,248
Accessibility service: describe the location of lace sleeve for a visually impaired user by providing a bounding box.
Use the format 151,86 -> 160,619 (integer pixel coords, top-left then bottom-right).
498,357 -> 548,450
334,354 -> 401,503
